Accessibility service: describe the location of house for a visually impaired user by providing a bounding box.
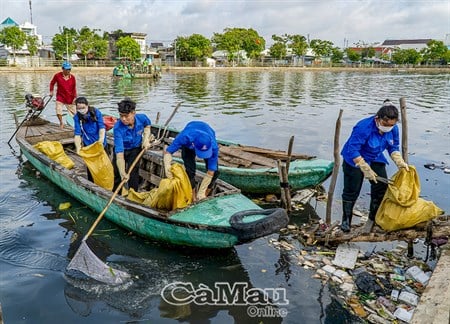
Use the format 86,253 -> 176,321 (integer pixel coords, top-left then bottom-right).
381,39 -> 432,51
0,17 -> 43,65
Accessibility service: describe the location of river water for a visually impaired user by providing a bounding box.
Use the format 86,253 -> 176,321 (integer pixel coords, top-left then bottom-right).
1,70 -> 449,323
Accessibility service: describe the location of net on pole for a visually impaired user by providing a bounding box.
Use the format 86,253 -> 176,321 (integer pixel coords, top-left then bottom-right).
67,241 -> 131,286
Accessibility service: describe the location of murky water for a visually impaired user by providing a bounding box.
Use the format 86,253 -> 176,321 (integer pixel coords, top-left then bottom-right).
1,70 -> 449,323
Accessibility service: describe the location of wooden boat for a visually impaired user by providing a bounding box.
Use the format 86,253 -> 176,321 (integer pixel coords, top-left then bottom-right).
152,125 -> 334,195
14,117 -> 288,249
66,114 -> 334,195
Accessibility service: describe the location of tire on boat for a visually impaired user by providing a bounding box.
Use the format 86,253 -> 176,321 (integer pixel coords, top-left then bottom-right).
230,208 -> 289,242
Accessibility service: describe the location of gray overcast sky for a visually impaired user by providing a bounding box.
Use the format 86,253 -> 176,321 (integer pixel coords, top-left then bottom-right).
1,0 -> 449,47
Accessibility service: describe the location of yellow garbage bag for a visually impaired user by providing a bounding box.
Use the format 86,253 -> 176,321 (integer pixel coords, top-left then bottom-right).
127,163 -> 192,211
78,142 -> 114,191
34,141 -> 75,169
376,166 -> 444,232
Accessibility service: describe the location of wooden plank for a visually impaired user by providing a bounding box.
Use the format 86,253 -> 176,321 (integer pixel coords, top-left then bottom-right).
239,145 -> 315,160
219,155 -> 252,168
219,146 -> 276,168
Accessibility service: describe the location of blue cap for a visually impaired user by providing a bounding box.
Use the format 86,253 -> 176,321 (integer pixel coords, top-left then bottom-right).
62,61 -> 72,70
194,131 -> 212,159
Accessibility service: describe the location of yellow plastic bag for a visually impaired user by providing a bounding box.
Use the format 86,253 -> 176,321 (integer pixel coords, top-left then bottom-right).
34,141 -> 75,169
127,163 -> 192,211
376,166 -> 444,231
78,142 -> 114,191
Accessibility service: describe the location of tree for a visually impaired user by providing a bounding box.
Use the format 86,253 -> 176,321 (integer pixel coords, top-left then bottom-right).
286,34 -> 308,66
175,34 -> 212,64
26,35 -> 39,56
51,27 -> 77,59
212,27 -> 265,64
331,47 -> 344,64
77,27 -> 108,64
0,26 -> 27,64
269,35 -> 287,62
309,39 -> 334,65
115,36 -> 141,61
421,40 -> 448,65
346,48 -> 361,62
392,49 -> 421,65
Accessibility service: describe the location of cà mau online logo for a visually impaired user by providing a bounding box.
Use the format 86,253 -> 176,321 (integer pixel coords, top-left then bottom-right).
161,281 -> 289,306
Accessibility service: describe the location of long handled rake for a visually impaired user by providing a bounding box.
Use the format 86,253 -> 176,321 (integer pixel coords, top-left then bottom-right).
66,102 -> 181,285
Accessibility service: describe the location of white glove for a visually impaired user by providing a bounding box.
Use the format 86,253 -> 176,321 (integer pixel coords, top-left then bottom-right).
356,158 -> 378,183
391,151 -> 409,171
74,135 -> 82,154
98,128 -> 106,144
197,174 -> 213,200
116,155 -> 128,181
163,153 -> 173,179
142,127 -> 152,149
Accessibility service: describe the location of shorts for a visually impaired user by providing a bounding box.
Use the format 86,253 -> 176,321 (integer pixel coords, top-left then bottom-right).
55,101 -> 76,116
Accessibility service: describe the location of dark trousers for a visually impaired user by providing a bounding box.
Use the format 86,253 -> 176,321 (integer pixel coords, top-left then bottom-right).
113,147 -> 141,191
342,160 -> 388,220
181,147 -> 219,189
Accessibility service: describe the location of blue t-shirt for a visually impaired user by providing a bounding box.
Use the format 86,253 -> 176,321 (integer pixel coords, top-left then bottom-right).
114,114 -> 151,153
341,115 -> 400,167
73,108 -> 106,146
166,121 -> 219,172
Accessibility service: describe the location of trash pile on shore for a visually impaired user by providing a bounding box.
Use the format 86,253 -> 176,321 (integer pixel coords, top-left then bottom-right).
269,224 -> 447,323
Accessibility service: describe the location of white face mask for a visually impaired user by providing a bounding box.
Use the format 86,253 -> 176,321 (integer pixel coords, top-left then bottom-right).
77,107 -> 88,115
376,121 -> 394,133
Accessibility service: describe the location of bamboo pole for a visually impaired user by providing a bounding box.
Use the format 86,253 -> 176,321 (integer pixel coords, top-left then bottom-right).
326,109 -> 343,225
399,97 -> 408,163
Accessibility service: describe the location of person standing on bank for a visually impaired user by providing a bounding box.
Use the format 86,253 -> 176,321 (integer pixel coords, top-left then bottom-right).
113,98 -> 153,191
49,61 -> 77,129
340,100 -> 409,233
73,96 -> 106,181
163,121 -> 219,201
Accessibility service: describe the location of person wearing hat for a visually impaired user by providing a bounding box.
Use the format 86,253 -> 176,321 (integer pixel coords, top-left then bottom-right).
112,98 -> 154,191
49,61 -> 77,129
340,99 -> 409,234
164,121 -> 219,201
73,96 -> 106,181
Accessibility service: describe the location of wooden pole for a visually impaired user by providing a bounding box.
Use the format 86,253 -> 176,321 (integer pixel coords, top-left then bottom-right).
399,97 -> 408,163
326,109 -> 343,225
277,160 -> 287,209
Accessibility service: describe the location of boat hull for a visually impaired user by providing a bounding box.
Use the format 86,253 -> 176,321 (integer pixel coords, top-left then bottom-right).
16,122 -> 288,249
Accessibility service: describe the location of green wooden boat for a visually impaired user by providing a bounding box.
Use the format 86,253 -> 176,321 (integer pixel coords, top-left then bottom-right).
14,117 -> 288,249
150,124 -> 334,195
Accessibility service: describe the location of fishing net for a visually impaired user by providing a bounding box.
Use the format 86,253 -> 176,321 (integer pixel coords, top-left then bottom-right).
67,241 -> 131,286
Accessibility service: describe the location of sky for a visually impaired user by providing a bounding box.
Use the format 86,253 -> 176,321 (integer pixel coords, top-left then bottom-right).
1,0 -> 449,48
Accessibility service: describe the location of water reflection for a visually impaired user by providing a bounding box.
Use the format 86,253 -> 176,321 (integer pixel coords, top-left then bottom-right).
17,161 -> 285,322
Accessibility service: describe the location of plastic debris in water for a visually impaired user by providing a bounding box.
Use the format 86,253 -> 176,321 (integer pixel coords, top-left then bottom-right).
59,202 -> 72,210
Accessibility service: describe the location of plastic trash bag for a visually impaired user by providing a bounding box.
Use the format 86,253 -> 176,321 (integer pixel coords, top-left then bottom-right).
376,166 -> 444,231
127,163 -> 192,211
78,142 -> 114,191
34,141 -> 75,169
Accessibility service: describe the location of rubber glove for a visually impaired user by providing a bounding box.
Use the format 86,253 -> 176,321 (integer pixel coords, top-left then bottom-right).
356,158 -> 378,183
98,128 -> 106,144
116,155 -> 128,181
74,135 -> 82,154
391,151 -> 409,171
197,174 -> 213,200
141,127 -> 153,149
163,153 -> 173,179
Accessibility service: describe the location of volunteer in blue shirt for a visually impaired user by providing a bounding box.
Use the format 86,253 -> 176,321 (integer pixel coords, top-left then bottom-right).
163,121 -> 219,201
340,100 -> 409,233
73,97 -> 106,181
113,98 -> 153,191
